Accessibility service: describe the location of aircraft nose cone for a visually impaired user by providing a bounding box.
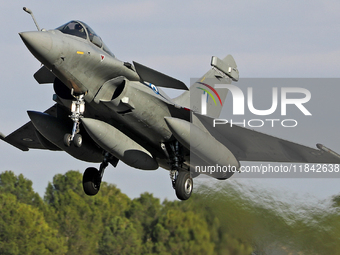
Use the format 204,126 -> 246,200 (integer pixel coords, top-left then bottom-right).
19,31 -> 54,66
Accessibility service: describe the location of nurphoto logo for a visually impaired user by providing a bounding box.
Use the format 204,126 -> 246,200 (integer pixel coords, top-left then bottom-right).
199,83 -> 312,128
197,82 -> 223,115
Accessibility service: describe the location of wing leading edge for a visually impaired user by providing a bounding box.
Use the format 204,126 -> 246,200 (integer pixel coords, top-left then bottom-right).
133,61 -> 189,90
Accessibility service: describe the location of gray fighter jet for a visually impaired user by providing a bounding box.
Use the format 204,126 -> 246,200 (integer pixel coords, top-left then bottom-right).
1,8 -> 340,200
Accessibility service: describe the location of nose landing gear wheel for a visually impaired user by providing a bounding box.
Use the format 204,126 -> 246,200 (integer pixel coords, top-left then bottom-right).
73,134 -> 83,147
64,133 -> 83,147
83,167 -> 101,196
175,171 -> 193,200
63,133 -> 72,147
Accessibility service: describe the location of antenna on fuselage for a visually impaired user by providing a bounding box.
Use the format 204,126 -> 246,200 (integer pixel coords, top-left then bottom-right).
23,7 -> 41,31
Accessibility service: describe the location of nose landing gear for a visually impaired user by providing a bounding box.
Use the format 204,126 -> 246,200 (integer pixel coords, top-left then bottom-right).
64,90 -> 85,147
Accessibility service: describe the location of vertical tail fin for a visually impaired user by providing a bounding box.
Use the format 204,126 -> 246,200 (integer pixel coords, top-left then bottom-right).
173,55 -> 239,118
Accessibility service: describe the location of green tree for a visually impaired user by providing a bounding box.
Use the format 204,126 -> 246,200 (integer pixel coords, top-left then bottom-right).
44,171 -> 103,254
0,193 -> 67,255
158,209 -> 215,255
151,223 -> 171,254
0,171 -> 44,209
127,193 -> 162,235
332,194 -> 340,208
44,170 -> 131,255
98,216 -> 141,254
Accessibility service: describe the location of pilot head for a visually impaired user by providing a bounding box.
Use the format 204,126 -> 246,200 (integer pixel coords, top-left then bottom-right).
75,23 -> 83,31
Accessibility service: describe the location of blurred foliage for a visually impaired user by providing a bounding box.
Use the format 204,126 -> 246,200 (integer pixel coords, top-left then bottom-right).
193,181 -> 340,254
1,170 -> 340,254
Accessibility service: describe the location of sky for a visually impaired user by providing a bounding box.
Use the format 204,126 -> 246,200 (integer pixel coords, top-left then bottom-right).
1,1 -> 340,202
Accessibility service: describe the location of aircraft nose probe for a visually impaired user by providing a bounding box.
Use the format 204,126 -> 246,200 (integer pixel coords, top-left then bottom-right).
23,7 -> 41,31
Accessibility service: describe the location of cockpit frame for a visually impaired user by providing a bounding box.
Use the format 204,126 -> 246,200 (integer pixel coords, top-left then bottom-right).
56,20 -> 115,57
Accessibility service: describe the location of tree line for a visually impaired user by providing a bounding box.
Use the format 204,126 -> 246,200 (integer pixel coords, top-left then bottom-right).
0,170 -> 252,255
1,170 -> 340,254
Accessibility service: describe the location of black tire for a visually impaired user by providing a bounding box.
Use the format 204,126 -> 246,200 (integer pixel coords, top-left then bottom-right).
83,167 -> 101,196
175,171 -> 193,200
73,134 -> 82,148
64,133 -> 72,147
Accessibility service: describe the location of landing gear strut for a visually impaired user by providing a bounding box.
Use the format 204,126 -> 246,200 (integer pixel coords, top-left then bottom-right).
165,141 -> 193,200
64,90 -> 85,147
82,152 -> 116,196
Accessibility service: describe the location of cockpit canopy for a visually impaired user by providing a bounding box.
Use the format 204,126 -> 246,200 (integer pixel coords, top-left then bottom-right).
56,21 -> 115,57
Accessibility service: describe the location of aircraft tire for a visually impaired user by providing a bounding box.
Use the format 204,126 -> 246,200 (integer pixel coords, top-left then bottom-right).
175,171 -> 193,200
74,134 -> 82,148
64,133 -> 72,147
83,167 -> 101,196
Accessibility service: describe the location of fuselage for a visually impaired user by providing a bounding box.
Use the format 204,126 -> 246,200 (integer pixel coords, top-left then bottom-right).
19,21 -> 180,165
2,14 -> 244,200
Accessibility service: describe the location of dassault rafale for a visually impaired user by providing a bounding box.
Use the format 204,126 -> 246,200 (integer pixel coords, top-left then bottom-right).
1,8 -> 340,200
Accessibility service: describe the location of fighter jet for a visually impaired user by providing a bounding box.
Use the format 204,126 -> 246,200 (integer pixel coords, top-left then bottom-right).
1,8 -> 340,200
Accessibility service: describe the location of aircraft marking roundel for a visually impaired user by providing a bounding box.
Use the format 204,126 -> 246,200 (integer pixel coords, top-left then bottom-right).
150,84 -> 159,94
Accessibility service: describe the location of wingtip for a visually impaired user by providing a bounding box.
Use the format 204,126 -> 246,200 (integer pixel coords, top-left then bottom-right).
0,132 -> 6,140
317,143 -> 340,160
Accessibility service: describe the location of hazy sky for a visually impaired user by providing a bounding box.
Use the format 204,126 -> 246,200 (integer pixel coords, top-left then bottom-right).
1,1 -> 340,201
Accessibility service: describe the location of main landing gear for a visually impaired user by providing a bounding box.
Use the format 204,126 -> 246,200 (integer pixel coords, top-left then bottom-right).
83,152 -> 117,196
170,170 -> 193,200
64,90 -> 85,148
165,141 -> 193,200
